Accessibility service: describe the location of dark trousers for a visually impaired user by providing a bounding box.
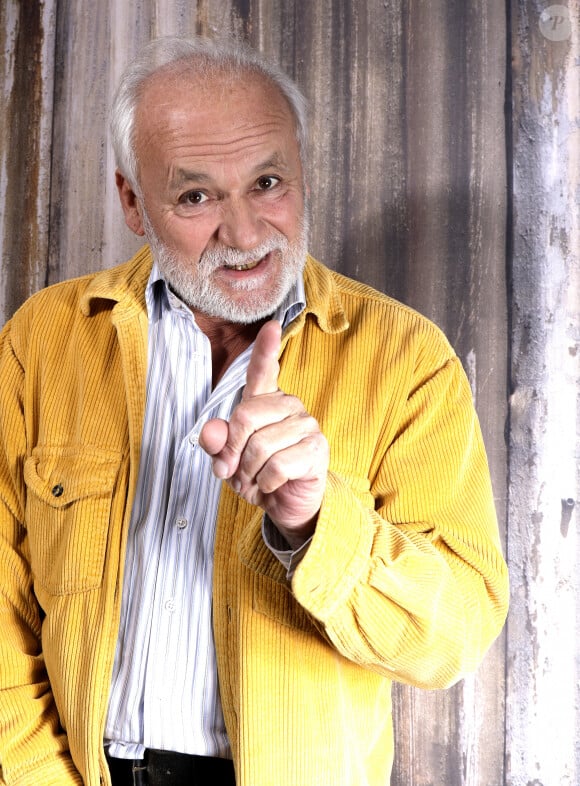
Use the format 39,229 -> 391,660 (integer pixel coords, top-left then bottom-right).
106,749 -> 236,785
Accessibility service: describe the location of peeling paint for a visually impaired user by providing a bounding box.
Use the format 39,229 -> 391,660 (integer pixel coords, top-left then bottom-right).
507,1 -> 580,782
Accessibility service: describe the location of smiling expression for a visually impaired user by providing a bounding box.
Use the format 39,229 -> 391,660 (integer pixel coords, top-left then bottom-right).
117,66 -> 308,325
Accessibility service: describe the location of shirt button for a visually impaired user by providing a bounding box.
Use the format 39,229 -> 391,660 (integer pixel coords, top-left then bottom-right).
51,484 -> 64,497
189,432 -> 199,447
165,599 -> 176,613
176,517 -> 188,530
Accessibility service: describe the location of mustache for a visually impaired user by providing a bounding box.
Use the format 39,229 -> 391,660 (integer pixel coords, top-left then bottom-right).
141,207 -> 287,269
197,235 -> 287,271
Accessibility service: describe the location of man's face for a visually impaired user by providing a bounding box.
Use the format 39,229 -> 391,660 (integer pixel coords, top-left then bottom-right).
126,68 -> 308,324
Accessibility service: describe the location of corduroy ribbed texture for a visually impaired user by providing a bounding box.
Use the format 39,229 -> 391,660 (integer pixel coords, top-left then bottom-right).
0,247 -> 508,785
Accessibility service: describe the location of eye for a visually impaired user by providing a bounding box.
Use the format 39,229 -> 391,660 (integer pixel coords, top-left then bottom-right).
256,175 -> 281,192
180,190 -> 208,205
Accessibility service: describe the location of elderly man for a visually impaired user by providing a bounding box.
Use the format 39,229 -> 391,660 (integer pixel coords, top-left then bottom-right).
0,36 -> 508,786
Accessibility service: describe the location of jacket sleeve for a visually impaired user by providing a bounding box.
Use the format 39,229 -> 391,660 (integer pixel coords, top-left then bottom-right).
0,320 -> 82,785
291,351 -> 509,689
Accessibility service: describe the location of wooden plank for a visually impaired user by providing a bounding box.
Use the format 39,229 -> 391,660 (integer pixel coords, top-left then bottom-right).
46,0 -> 144,282
0,0 -> 56,320
506,1 -> 580,782
390,2 -> 508,783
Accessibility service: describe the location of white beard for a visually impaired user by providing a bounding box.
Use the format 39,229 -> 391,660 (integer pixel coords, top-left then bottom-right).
142,210 -> 309,324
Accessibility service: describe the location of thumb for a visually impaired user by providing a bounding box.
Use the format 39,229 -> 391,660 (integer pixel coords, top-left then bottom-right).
199,418 -> 229,457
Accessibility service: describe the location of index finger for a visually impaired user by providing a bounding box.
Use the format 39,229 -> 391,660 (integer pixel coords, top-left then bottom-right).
243,320 -> 282,399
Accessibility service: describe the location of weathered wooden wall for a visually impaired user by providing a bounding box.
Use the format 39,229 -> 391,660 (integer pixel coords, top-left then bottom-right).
0,1 -> 578,784
506,2 -> 580,784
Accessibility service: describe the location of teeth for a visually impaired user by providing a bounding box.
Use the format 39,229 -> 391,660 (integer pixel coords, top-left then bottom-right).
229,259 -> 260,271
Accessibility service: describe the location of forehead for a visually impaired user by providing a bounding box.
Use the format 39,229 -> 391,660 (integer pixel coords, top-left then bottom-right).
133,68 -> 300,173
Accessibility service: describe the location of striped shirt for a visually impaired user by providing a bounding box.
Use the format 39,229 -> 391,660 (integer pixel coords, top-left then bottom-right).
104,263 -> 305,760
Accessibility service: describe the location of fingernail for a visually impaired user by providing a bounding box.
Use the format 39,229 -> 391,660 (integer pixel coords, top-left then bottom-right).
213,459 -> 229,479
230,478 -> 241,494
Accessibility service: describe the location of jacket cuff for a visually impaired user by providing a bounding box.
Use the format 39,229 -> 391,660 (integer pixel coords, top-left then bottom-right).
291,471 -> 374,620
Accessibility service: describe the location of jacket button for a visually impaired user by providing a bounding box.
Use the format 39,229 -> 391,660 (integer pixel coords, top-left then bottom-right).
51,484 -> 64,497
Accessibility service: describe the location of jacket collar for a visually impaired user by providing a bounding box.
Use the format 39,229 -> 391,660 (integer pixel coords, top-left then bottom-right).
300,256 -> 349,334
80,245 -> 349,335
80,245 -> 153,317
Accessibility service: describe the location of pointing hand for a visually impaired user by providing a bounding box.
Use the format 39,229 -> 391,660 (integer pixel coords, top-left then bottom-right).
199,320 -> 329,549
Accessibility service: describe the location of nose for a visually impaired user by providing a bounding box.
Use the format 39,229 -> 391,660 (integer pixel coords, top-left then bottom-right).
216,197 -> 262,250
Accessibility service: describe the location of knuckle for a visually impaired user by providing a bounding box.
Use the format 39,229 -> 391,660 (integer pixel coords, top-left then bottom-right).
257,457 -> 284,492
227,413 -> 255,450
266,452 -> 284,476
240,435 -> 268,470
248,429 -> 269,457
233,406 -> 254,431
285,393 -> 304,411
303,431 -> 329,461
301,412 -> 319,430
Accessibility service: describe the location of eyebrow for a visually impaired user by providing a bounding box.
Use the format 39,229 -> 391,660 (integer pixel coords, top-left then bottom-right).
252,153 -> 287,173
170,169 -> 211,189
169,153 -> 289,190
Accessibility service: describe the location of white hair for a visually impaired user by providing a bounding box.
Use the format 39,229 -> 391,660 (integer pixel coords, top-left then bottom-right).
110,35 -> 308,191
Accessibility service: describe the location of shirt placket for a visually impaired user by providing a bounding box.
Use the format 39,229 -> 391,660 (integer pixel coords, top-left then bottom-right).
142,326 -> 252,750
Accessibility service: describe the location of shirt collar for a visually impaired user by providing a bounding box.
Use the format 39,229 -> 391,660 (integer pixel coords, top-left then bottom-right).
146,261 -> 306,329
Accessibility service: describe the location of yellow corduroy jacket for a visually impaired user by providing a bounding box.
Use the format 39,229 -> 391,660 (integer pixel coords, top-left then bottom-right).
0,247 -> 509,786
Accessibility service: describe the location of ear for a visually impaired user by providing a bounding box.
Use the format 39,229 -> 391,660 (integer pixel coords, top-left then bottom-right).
115,170 -> 145,236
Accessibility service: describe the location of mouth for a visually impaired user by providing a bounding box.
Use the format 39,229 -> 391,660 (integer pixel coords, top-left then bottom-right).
222,252 -> 270,273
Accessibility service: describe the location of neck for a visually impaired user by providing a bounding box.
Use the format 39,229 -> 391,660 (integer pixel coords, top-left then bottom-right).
194,311 -> 268,387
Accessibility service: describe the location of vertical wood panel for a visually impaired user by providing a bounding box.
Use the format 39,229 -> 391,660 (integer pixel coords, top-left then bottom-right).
47,0 -> 135,282
0,0 -> 56,317
506,1 -> 580,783
392,3 -> 508,783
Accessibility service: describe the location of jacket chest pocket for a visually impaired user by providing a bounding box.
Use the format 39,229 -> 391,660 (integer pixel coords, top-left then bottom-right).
24,447 -> 122,595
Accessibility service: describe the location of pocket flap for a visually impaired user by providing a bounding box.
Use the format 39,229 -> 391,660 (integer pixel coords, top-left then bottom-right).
24,446 -> 121,509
